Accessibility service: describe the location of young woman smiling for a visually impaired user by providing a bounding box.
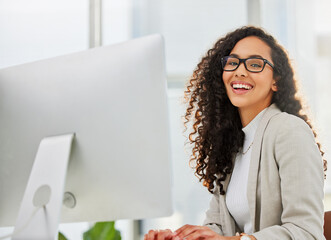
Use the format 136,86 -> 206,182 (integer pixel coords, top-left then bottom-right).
144,26 -> 326,240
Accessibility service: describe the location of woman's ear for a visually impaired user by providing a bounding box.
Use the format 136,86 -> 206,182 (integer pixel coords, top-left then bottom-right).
272,79 -> 278,92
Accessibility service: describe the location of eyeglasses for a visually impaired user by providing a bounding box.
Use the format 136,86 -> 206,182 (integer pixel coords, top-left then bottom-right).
221,56 -> 274,73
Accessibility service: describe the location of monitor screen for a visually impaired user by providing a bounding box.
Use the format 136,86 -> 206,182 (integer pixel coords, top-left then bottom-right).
0,34 -> 173,228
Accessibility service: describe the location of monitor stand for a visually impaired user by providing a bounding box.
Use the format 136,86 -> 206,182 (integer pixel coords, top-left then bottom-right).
12,134 -> 75,240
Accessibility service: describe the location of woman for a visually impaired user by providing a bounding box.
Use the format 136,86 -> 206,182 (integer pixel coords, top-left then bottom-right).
145,26 -> 326,240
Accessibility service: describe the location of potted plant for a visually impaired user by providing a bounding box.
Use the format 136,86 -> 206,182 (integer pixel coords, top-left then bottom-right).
59,221 -> 121,240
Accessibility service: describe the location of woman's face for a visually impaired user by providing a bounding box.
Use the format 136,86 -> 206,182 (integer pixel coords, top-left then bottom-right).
222,36 -> 277,116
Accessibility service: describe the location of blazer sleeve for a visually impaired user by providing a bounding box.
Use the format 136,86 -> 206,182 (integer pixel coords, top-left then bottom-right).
203,186 -> 224,235
253,116 -> 325,240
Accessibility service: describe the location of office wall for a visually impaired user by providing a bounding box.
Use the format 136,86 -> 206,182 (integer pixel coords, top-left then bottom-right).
1,0 -> 330,239
0,0 -> 89,69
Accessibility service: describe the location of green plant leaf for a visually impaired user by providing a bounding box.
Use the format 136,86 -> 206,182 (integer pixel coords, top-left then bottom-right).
58,232 -> 68,240
83,221 -> 121,240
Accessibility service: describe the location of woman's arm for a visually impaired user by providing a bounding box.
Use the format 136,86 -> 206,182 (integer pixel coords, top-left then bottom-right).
253,116 -> 325,239
203,185 -> 225,235
174,225 -> 256,240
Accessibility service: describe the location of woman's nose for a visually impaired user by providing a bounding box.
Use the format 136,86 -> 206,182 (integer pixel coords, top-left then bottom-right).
234,62 -> 248,77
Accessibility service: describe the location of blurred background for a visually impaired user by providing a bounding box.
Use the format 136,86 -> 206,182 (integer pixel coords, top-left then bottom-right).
0,0 -> 330,239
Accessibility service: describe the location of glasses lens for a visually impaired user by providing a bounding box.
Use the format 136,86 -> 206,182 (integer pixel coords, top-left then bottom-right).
222,57 -> 239,71
245,58 -> 264,72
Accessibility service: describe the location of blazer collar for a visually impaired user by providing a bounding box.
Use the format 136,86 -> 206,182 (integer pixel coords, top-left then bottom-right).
222,104 -> 281,190
246,103 -> 281,231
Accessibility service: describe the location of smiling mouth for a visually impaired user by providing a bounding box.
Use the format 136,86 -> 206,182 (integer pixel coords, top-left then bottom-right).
231,83 -> 253,90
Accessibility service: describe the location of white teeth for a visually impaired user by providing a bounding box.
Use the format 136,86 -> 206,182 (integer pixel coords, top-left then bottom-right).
232,83 -> 252,90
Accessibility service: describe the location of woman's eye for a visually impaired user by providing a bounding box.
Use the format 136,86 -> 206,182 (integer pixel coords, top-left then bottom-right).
228,61 -> 238,66
250,63 -> 262,68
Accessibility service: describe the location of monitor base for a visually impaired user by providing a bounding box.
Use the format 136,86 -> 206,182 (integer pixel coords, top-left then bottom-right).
12,134 -> 74,240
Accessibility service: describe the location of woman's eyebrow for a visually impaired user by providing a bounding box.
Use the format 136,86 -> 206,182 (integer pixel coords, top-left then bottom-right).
248,54 -> 264,58
229,53 -> 264,58
229,53 -> 239,57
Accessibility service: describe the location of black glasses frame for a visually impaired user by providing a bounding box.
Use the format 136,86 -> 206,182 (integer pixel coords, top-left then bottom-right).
221,56 -> 274,73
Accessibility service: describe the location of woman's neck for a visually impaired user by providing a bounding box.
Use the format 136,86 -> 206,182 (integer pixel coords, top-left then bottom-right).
239,104 -> 270,127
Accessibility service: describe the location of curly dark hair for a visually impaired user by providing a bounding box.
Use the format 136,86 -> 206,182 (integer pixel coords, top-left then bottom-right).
184,26 -> 326,195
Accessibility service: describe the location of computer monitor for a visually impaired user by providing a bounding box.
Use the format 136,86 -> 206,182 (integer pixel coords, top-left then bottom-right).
0,34 -> 173,238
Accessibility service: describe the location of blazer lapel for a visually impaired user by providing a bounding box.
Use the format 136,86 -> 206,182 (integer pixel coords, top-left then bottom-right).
246,104 -> 281,231
218,160 -> 237,236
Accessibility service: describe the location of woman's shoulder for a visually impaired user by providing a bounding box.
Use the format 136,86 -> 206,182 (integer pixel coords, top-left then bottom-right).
270,111 -> 306,126
265,109 -> 314,139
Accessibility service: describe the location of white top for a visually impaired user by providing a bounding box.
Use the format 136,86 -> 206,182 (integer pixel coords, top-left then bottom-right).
225,108 -> 267,234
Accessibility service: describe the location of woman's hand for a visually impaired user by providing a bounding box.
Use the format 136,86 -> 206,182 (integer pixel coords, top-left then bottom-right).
144,225 -> 251,240
174,224 -> 225,240
144,229 -> 177,240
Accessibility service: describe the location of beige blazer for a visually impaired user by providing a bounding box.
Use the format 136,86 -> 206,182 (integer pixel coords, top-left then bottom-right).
203,104 -> 325,240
